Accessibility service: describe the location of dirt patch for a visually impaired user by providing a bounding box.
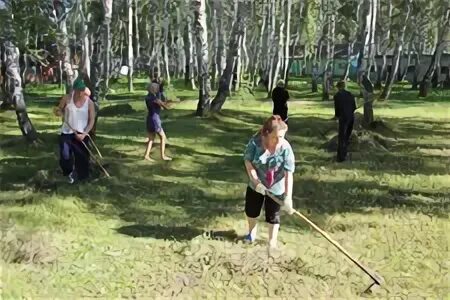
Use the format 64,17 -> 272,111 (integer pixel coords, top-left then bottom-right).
0,224 -> 59,265
322,113 -> 397,153
98,103 -> 136,116
323,131 -> 389,153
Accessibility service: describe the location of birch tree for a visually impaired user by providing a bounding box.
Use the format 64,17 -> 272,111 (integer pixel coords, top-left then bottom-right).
0,0 -> 38,142
53,0 -> 76,94
210,0 -> 248,112
194,0 -> 211,116
380,0 -> 412,100
127,0 -> 134,92
102,0 -> 113,98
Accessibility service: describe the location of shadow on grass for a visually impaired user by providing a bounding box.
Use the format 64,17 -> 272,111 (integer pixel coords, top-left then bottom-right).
116,224 -> 203,240
1,98 -> 450,242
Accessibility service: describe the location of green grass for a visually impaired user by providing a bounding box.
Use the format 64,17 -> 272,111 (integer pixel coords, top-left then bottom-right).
1,78 -> 449,298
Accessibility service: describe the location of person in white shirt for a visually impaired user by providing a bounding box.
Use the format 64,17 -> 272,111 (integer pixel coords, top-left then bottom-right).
54,78 -> 95,183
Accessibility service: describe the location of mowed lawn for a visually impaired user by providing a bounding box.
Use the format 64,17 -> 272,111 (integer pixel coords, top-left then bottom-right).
0,78 -> 449,298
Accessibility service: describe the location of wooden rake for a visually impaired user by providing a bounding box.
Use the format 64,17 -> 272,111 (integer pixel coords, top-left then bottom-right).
266,192 -> 385,294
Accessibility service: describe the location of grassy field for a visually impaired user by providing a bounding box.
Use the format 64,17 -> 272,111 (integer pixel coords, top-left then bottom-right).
0,78 -> 449,299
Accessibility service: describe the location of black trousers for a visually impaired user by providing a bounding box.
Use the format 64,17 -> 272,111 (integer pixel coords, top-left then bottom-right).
245,186 -> 281,224
337,117 -> 354,162
273,109 -> 288,125
59,134 -> 90,180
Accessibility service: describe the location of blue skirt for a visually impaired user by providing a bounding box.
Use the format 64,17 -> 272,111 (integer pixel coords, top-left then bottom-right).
146,113 -> 162,133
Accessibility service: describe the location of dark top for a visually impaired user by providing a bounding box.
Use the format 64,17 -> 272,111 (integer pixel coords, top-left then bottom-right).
145,92 -> 162,115
271,87 -> 289,115
361,76 -> 374,93
334,90 -> 356,119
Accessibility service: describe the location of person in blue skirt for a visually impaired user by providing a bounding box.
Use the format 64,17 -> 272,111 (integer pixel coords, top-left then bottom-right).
144,82 -> 172,161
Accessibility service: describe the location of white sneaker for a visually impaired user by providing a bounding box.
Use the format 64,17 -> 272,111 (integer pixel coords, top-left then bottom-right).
68,172 -> 75,184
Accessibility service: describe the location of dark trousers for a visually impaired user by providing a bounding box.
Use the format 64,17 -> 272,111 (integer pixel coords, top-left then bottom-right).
59,134 -> 90,180
273,109 -> 288,125
245,186 -> 281,224
337,117 -> 354,162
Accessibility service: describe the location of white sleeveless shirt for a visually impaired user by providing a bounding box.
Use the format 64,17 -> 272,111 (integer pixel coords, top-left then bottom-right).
61,92 -> 90,134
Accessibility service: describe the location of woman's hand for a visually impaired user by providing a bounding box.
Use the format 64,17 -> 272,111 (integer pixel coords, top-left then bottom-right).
282,195 -> 295,215
75,132 -> 87,142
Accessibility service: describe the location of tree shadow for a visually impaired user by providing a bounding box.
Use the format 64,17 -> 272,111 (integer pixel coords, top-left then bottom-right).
116,224 -> 203,241
1,98 -> 449,245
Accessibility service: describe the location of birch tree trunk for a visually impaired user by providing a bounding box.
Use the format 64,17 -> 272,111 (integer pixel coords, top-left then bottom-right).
0,0 -> 38,142
54,1 -> 75,94
266,0 -> 277,95
380,0 -> 412,100
411,42 -> 422,90
253,0 -> 268,87
210,1 -> 248,112
185,0 -> 197,90
194,0 -> 211,116
127,0 -> 134,92
176,5 -> 186,79
343,41 -> 355,80
134,0 -> 140,60
283,0 -> 292,82
211,0 -> 219,89
102,0 -> 113,99
162,0 -> 171,85
233,35 -> 243,92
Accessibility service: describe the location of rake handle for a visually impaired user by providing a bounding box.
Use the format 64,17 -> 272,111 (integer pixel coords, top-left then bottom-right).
63,122 -> 110,178
81,141 -> 111,178
267,192 -> 383,286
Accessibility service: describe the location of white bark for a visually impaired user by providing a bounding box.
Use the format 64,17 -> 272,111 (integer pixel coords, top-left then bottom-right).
127,0 -> 134,92
283,0 -> 292,81
194,0 -> 211,116
185,0 -> 196,89
162,0 -> 171,84
0,0 -> 38,142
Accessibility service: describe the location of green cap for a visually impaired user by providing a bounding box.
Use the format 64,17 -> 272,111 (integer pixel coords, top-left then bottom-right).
73,78 -> 86,91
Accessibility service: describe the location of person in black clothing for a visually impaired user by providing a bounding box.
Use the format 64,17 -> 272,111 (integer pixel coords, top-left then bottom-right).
271,80 -> 290,125
334,81 -> 356,162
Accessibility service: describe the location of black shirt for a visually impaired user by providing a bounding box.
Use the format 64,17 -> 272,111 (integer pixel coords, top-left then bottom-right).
272,87 -> 289,115
334,90 -> 356,119
361,76 -> 374,93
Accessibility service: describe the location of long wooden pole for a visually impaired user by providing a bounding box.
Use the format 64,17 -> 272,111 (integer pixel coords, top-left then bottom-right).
266,192 -> 384,288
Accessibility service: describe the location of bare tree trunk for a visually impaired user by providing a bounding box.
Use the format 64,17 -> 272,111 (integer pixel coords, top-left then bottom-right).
0,0 -> 38,142
185,0 -> 197,90
54,1 -> 75,94
134,0 -> 140,60
210,1 -> 248,112
242,26 -> 249,76
380,0 -> 412,100
253,0 -> 268,87
176,5 -> 186,79
343,41 -> 355,80
80,2 -> 91,78
194,0 -> 211,116
266,0 -> 277,95
127,0 -> 134,92
401,37 -> 413,81
411,44 -> 421,90
211,0 -> 219,89
283,0 -> 292,82
162,0 -> 171,85
102,0 -> 113,99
